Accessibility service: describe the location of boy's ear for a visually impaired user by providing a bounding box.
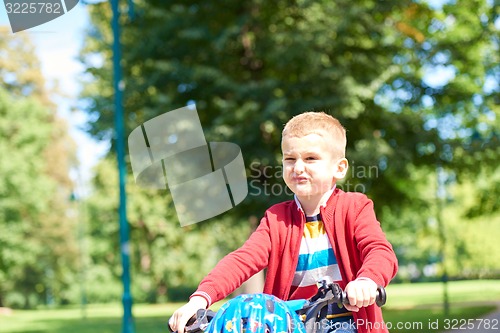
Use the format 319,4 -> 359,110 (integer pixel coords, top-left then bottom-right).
333,158 -> 349,180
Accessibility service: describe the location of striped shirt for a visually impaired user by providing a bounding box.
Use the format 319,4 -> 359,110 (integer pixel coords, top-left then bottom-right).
291,214 -> 353,325
291,214 -> 342,299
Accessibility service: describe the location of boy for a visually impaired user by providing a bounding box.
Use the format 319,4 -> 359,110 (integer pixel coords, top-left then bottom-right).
169,112 -> 398,333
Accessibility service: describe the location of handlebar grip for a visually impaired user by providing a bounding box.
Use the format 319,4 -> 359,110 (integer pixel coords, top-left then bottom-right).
168,309 -> 212,333
341,285 -> 386,307
375,285 -> 386,307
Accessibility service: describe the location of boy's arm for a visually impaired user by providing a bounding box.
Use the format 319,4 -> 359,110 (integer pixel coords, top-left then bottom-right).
340,194 -> 397,310
352,195 -> 398,287
190,215 -> 272,306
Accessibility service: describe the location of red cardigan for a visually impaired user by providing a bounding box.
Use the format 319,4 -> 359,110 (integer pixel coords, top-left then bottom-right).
192,188 -> 398,333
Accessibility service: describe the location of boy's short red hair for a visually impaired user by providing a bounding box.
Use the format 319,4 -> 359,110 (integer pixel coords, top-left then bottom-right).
282,112 -> 347,158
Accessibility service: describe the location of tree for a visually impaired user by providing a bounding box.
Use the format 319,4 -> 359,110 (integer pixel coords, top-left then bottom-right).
0,27 -> 50,104
79,0 -> 499,284
81,0 -> 497,207
0,30 -> 78,308
84,157 -> 250,302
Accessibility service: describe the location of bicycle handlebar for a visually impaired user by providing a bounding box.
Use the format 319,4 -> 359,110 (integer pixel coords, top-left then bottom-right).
175,279 -> 387,333
182,309 -> 217,333
305,279 -> 386,307
297,280 -> 386,333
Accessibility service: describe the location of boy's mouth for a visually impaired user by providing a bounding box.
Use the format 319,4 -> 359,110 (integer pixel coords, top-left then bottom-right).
294,177 -> 309,183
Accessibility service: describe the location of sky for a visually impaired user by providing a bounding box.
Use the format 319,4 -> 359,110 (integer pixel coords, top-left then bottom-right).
0,2 -> 110,192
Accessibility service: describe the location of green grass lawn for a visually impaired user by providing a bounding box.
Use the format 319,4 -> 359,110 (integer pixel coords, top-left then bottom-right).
1,280 -> 499,333
382,280 -> 500,333
382,305 -> 496,333
385,279 -> 500,309
0,303 -> 177,333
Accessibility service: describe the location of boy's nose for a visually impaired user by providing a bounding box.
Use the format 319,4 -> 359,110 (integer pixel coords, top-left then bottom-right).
293,159 -> 305,174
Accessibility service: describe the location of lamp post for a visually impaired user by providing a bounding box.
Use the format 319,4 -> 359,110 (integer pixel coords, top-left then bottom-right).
111,0 -> 134,332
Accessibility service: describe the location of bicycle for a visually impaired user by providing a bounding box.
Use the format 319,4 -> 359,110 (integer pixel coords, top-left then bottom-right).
176,277 -> 386,333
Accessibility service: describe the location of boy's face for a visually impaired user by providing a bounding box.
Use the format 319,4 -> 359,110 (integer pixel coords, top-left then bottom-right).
281,133 -> 347,203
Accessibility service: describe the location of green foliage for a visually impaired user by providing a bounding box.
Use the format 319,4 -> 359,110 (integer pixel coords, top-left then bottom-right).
384,169 -> 500,282
441,178 -> 500,278
80,0 -> 498,211
77,0 -> 500,297
0,87 -> 78,308
84,157 -> 251,303
0,31 -> 77,309
0,27 -> 48,103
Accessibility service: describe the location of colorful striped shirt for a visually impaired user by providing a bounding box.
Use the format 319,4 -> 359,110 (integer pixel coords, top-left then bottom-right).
291,214 -> 342,300
291,214 -> 353,325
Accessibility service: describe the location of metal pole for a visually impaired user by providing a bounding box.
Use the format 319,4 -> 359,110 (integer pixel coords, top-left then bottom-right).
436,165 -> 449,317
111,0 -> 134,332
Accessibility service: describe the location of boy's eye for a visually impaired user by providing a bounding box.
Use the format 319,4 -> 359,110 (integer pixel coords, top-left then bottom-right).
284,157 -> 295,161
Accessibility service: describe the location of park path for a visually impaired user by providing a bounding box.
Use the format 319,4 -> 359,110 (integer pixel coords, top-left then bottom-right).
442,302 -> 500,333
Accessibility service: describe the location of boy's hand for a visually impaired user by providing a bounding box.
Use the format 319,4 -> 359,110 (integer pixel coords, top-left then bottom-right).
169,296 -> 208,333
343,278 -> 378,312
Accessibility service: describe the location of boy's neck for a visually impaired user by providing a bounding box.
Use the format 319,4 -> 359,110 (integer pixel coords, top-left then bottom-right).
295,187 -> 336,217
